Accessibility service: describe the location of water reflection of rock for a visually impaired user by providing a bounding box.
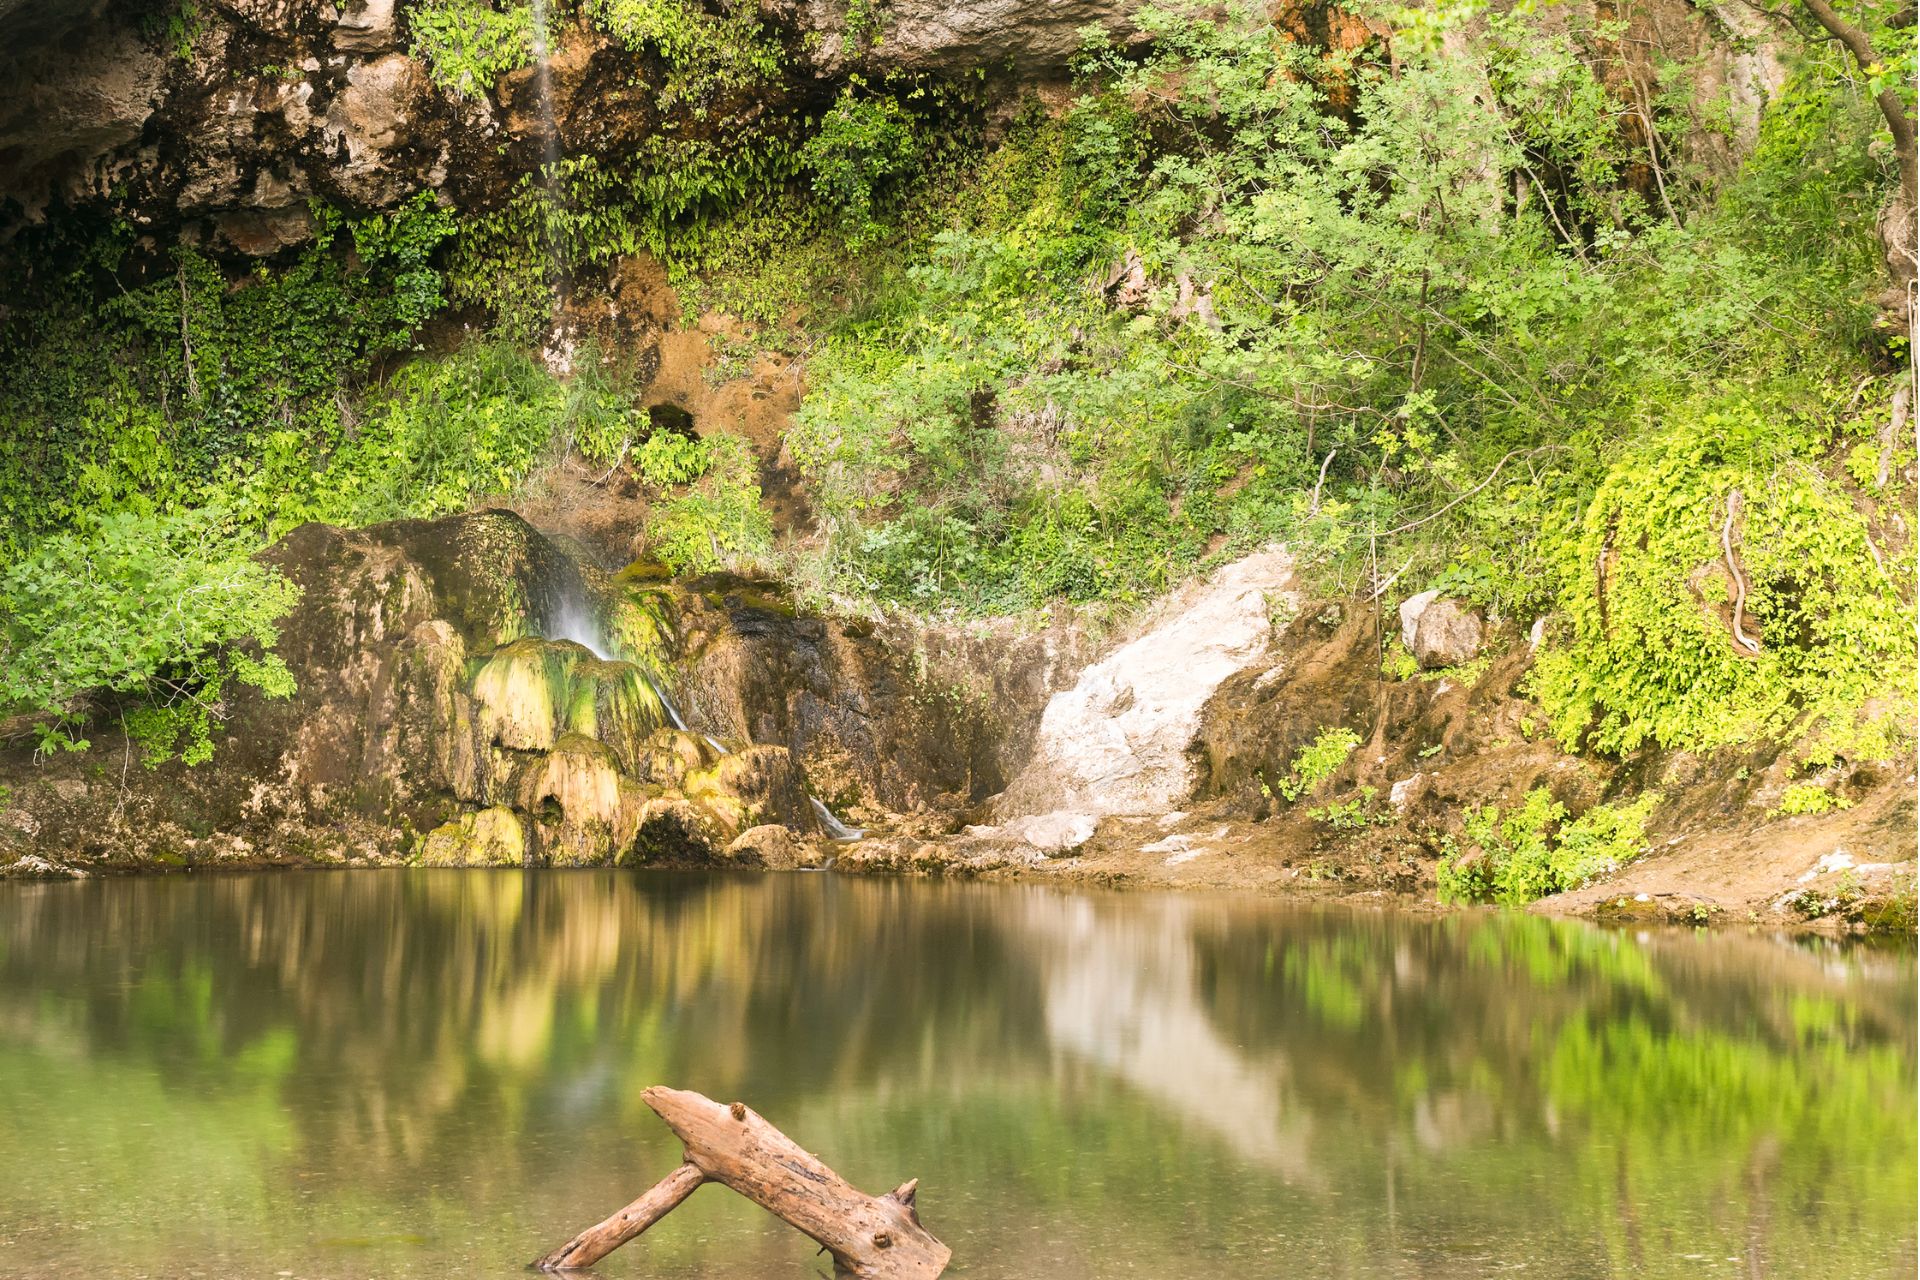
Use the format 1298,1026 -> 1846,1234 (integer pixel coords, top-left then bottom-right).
1012,892 -> 1315,1183
0,875 -> 1914,1280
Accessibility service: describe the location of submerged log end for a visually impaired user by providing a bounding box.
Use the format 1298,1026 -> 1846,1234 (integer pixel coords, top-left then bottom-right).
532,1159 -> 706,1272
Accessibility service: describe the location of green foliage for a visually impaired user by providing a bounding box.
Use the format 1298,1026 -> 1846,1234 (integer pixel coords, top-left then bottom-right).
1530,404 -> 1914,765
1440,789 -> 1657,905
1773,783 -> 1852,817
0,196 -> 456,550
409,0 -> 542,98
642,434 -> 774,572
0,509 -> 298,762
1277,727 -> 1361,802
801,83 -> 921,244
303,342 -> 565,526
587,0 -> 783,106
147,0 -> 202,60
634,431 -> 710,486
449,158 -> 642,341
1309,786 -> 1392,830
775,0 -> 1912,791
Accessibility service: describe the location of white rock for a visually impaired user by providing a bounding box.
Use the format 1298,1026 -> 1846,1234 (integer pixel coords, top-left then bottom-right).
1399,590 -> 1484,669
1389,775 -> 1422,809
998,547 -> 1296,819
1007,810 -> 1099,854
1798,848 -> 1856,882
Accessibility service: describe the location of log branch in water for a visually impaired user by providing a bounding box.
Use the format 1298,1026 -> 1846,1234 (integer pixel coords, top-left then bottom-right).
534,1086 -> 951,1278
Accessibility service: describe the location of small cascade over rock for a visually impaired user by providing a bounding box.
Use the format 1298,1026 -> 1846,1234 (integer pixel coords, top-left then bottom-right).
542,583 -> 861,841
0,509 -> 1037,870
426,566 -> 848,866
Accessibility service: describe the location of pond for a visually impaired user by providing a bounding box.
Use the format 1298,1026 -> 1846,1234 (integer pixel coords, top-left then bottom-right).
0,871 -> 1912,1278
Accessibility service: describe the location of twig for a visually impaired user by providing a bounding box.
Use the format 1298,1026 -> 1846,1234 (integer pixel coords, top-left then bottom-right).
1375,446 -> 1570,539
1631,78 -> 1684,230
1310,449 -> 1337,514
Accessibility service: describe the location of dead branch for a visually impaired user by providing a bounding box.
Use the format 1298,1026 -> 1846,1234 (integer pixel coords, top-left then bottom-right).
534,1086 -> 951,1278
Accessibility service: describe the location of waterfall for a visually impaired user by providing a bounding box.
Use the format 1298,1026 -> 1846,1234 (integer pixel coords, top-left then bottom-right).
527,0 -> 566,315
544,596 -> 863,841
809,798 -> 865,843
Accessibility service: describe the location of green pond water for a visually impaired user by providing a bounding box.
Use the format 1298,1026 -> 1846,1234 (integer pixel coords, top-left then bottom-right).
0,871 -> 1912,1279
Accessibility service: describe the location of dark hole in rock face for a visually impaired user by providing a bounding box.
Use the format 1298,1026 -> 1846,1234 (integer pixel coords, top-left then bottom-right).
537,796 -> 564,826
646,404 -> 697,439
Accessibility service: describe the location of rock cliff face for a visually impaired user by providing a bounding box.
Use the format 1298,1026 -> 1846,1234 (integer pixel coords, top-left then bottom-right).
0,0 -> 1786,253
0,509 -> 1034,869
0,0 -> 1146,245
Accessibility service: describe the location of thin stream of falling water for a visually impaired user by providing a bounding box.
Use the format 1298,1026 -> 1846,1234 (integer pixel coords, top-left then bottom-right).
518,10 -> 857,843
527,0 -> 564,299
546,597 -> 864,841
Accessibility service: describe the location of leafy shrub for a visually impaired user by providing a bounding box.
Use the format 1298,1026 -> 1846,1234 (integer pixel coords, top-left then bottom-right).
1309,786 -> 1390,830
643,435 -> 773,572
0,197 -> 455,550
1532,405 -> 1913,765
314,342 -> 563,526
1552,794 -> 1659,890
0,509 -> 298,761
1278,727 -> 1361,801
1440,789 -> 1657,905
800,84 -> 920,244
634,431 -> 710,486
1773,783 -> 1852,817
409,0 -> 542,98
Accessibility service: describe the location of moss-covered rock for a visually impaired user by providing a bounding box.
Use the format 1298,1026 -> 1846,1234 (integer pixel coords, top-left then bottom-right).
420,806 -> 527,866
683,745 -> 812,833
562,658 -> 669,774
472,637 -> 584,752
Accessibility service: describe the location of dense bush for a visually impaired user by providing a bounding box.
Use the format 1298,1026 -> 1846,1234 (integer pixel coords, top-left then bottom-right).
409,0 -> 543,98
0,509 -> 298,762
1438,790 -> 1656,905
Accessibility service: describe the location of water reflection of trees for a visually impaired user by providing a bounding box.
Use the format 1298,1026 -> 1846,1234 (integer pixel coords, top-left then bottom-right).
0,874 -> 1912,1279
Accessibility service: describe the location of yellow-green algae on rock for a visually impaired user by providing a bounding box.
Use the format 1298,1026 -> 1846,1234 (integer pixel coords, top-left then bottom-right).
562,659 -> 667,774
472,638 -> 579,751
419,806 -> 526,866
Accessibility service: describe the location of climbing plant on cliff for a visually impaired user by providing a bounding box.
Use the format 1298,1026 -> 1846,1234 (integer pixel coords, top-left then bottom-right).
775,0 -> 1913,767
0,508 -> 298,762
1531,403 -> 1913,765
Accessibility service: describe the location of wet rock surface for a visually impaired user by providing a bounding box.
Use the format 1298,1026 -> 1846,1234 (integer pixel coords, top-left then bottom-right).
0,508 -> 1032,870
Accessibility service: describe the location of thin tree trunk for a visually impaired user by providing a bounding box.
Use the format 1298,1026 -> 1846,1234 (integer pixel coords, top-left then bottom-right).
1796,0 -> 1918,204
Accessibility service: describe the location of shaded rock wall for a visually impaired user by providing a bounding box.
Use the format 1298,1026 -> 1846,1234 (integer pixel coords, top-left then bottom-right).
0,509 -> 1042,868
0,0 -> 1790,254
0,0 -> 1147,246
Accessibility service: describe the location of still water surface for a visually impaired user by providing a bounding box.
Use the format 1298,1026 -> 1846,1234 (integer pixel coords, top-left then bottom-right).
0,871 -> 1912,1279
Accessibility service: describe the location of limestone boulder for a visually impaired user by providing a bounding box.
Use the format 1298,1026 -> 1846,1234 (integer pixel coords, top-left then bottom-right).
1398,591 -> 1483,670
725,823 -> 831,869
995,547 -> 1296,819
1005,810 -> 1098,855
420,806 -> 526,867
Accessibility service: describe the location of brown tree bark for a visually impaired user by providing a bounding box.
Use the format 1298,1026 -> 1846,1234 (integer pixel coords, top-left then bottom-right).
1796,0 -> 1918,204
1795,0 -> 1918,327
534,1086 -> 952,1279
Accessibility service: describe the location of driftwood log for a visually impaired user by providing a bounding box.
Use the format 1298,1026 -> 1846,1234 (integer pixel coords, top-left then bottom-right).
534,1086 -> 951,1278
